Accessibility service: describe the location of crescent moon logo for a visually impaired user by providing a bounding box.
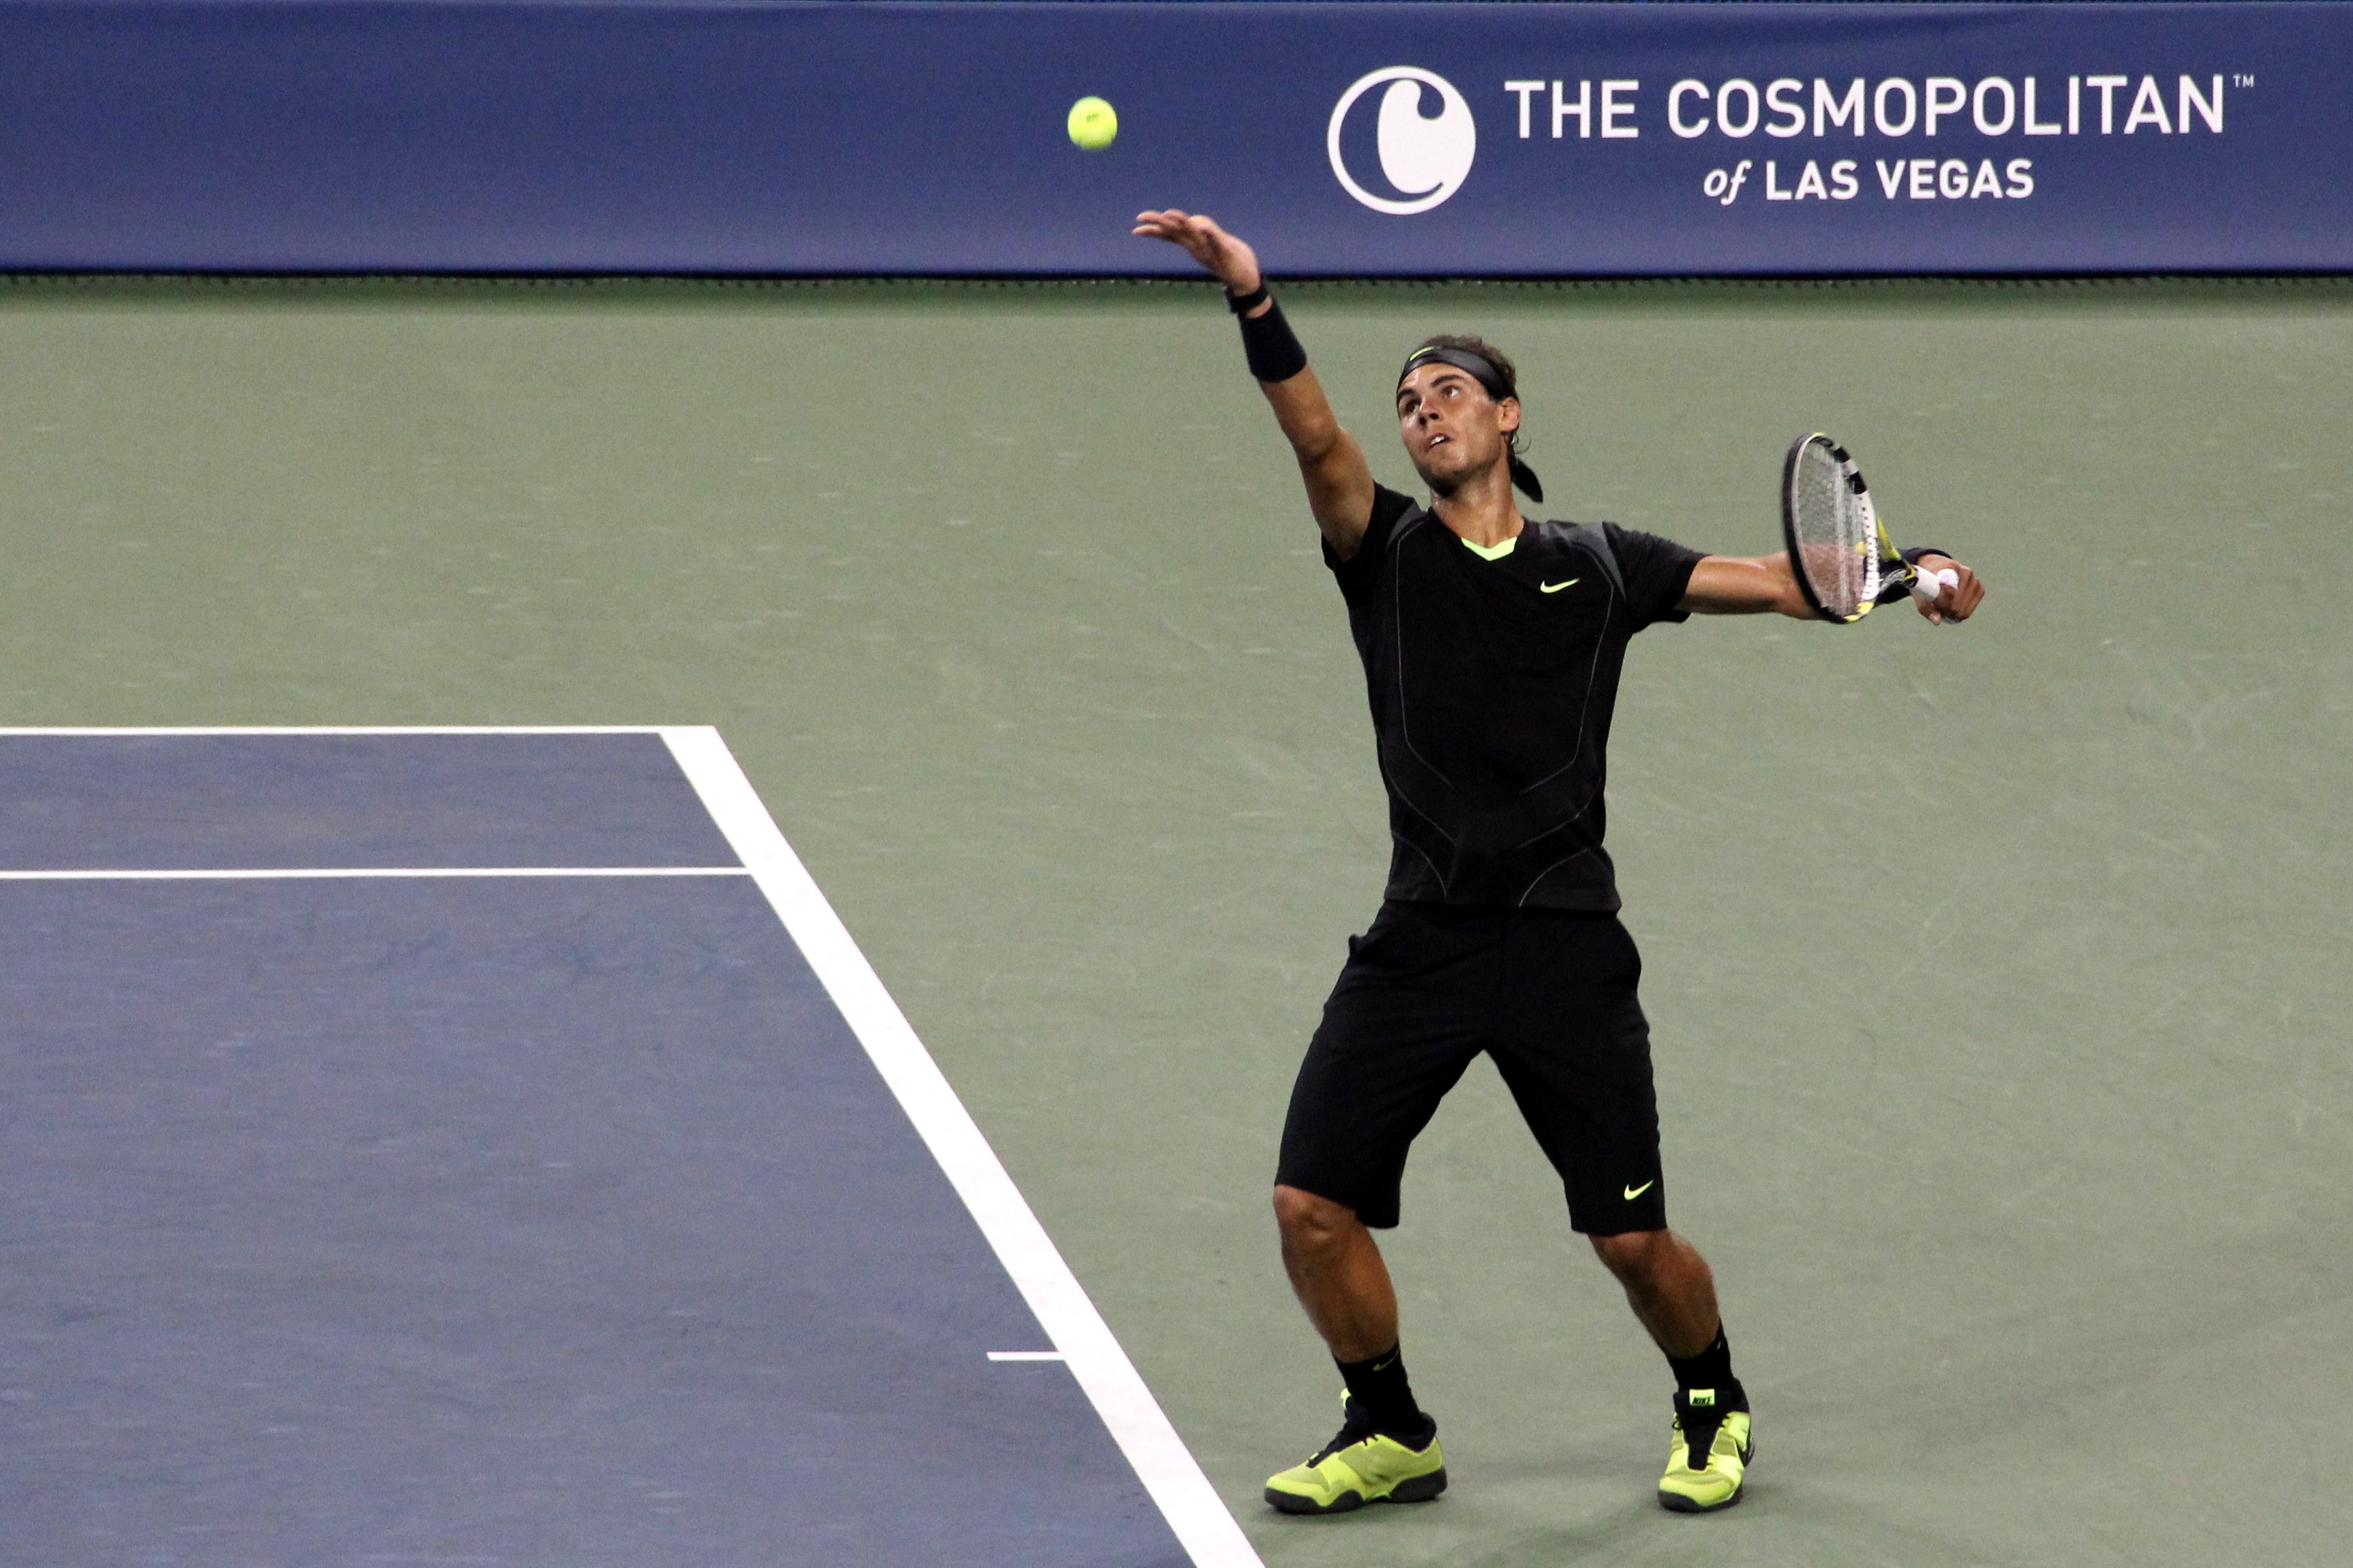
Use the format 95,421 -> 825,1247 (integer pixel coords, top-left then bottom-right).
1327,67 -> 1477,215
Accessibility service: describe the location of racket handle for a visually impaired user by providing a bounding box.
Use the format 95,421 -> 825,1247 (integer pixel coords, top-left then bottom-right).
1910,567 -> 1959,619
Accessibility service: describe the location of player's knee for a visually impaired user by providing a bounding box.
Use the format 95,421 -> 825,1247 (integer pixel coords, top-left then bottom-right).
1272,1184 -> 1356,1249
1588,1227 -> 1670,1283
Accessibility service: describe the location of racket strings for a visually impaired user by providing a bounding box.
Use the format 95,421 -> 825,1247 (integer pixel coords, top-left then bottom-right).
1787,439 -> 1878,621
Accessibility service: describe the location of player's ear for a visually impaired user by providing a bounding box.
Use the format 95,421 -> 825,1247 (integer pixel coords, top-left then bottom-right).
1497,397 -> 1521,435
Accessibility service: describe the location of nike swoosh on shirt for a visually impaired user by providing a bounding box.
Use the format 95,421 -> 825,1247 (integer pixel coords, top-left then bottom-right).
1623,1180 -> 1656,1201
1540,579 -> 1579,594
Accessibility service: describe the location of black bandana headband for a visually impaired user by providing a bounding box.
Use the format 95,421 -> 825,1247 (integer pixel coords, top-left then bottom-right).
1396,345 -> 1545,504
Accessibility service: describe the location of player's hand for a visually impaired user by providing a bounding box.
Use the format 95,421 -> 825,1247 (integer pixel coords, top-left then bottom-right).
1913,555 -> 1985,622
1134,209 -> 1263,298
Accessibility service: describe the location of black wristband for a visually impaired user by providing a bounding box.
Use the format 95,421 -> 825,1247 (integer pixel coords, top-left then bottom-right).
1224,282 -> 1269,315
1900,546 -> 1951,566
1237,295 -> 1307,383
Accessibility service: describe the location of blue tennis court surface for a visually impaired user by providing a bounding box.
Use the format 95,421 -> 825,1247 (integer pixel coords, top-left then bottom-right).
0,730 -> 1244,1567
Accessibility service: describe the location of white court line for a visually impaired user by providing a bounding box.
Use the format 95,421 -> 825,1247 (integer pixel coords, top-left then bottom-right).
988,1351 -> 1069,1363
663,726 -> 1262,1568
0,867 -> 748,881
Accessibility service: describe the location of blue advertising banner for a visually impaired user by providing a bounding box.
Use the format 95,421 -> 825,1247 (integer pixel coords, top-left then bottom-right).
0,1 -> 2341,274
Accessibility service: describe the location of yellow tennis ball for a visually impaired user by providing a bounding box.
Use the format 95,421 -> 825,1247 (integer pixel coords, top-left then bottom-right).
1067,96 -> 1118,151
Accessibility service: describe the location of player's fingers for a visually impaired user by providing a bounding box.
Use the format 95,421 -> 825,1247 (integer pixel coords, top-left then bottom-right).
1133,209 -> 1199,238
1135,210 -> 1256,290
1136,214 -> 1224,272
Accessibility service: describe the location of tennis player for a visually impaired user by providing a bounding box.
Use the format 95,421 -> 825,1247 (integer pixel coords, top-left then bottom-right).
1134,208 -> 1982,1518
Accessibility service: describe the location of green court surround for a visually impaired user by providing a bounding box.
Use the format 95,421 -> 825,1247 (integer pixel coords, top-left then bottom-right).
3,275 -> 2348,1565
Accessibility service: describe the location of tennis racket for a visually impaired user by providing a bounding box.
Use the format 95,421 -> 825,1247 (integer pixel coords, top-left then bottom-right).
1780,433 -> 1958,625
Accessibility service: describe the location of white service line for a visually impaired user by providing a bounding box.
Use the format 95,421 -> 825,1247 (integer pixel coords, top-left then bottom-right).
0,867 -> 748,881
987,1351 -> 1069,1363
661,726 -> 1261,1568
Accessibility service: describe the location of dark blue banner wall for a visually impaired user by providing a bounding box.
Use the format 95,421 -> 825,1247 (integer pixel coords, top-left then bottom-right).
0,1 -> 2342,274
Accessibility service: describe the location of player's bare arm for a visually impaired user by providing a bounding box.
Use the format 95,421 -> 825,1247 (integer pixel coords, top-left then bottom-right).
1679,553 -> 1812,617
1680,549 -> 1984,621
1134,209 -> 1376,557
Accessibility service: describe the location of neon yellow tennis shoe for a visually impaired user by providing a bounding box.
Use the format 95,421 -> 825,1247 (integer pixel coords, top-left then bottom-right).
1656,1389 -> 1752,1513
1264,1409 -> 1446,1516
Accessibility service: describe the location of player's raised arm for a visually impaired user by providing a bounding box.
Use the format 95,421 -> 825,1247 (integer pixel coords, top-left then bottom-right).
1680,550 -> 1984,621
1135,209 -> 1376,557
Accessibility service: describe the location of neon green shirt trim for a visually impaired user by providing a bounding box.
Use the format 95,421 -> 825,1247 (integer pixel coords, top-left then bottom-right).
1460,534 -> 1518,562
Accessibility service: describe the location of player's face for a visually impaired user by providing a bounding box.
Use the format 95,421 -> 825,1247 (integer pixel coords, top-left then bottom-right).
1395,367 -> 1520,495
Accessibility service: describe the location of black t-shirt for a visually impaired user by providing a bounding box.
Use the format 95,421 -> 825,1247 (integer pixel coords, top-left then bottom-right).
1324,485 -> 1705,910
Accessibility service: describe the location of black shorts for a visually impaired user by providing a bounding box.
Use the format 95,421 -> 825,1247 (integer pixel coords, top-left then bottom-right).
1275,902 -> 1667,1235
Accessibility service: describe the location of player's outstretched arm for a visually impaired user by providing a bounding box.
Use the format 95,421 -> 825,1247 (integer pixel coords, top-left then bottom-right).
1681,551 -> 1984,621
1680,553 -> 1815,617
1134,209 -> 1376,557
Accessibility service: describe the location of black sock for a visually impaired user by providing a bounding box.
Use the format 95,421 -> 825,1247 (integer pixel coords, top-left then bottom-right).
1665,1325 -> 1746,1412
1334,1344 -> 1433,1445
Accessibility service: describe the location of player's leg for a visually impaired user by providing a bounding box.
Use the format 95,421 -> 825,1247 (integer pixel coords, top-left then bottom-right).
1588,1226 -> 1719,1359
1262,903 -> 1493,1515
1489,910 -> 1753,1513
1585,1227 -> 1752,1510
1272,1183 -> 1397,1362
